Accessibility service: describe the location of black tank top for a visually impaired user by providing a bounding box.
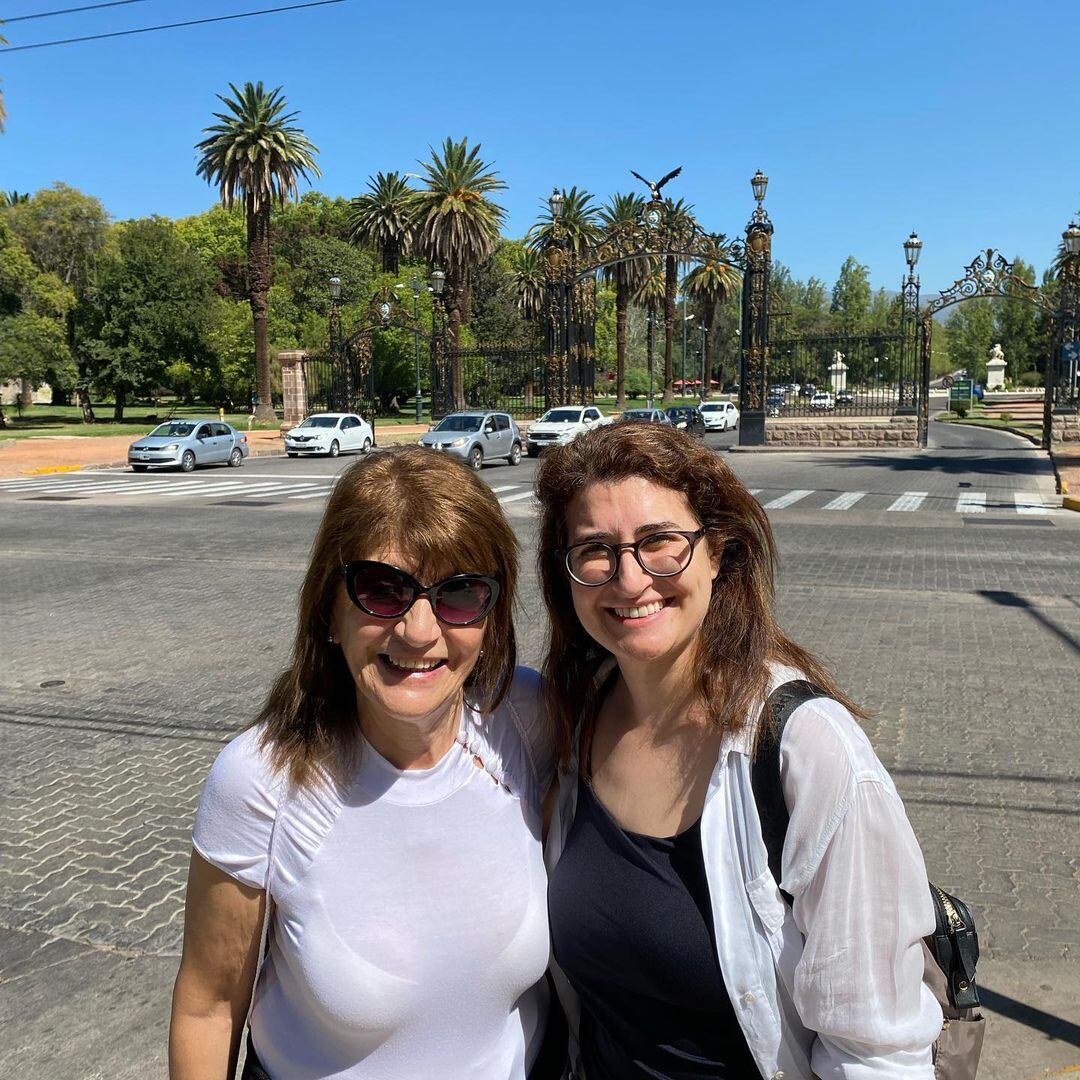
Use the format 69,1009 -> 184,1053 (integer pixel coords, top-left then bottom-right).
548,776 -> 758,1079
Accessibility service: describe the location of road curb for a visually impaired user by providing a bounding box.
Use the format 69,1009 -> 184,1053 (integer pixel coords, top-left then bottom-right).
1063,495 -> 1080,513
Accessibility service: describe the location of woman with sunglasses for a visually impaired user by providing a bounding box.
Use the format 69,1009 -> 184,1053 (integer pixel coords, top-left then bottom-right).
170,447 -> 555,1079
536,423 -> 941,1080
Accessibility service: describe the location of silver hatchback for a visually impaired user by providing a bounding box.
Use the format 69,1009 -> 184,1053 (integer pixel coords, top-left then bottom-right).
128,419 -> 250,472
418,411 -> 523,469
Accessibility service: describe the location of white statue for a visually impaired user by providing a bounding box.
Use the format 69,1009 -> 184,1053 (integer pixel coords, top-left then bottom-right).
989,343 -> 1004,363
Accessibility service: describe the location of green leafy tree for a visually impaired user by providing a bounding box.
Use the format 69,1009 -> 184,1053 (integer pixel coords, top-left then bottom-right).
195,81 -> 320,421
411,137 -> 507,409
996,256 -> 1043,380
347,172 -> 415,274
471,241 -> 534,346
830,256 -> 872,332
945,298 -> 995,383
598,193 -> 646,407
84,218 -> 214,420
661,199 -> 697,404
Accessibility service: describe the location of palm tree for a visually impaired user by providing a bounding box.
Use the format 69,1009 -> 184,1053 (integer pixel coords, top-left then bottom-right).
598,193 -> 646,408
0,190 -> 28,207
634,260 -> 666,404
411,137 -> 506,409
661,198 -> 698,403
683,236 -> 742,397
527,186 -> 600,258
195,81 -> 319,421
511,245 -> 545,322
347,171 -> 415,274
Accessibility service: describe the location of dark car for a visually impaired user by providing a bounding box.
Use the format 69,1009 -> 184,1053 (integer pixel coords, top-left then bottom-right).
664,406 -> 707,439
835,390 -> 855,406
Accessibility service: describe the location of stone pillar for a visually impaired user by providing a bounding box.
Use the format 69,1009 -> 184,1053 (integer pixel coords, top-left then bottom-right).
829,353 -> 848,392
986,344 -> 1007,390
277,350 -> 309,428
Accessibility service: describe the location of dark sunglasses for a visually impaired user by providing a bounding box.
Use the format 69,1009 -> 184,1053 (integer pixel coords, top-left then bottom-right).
342,560 -> 500,627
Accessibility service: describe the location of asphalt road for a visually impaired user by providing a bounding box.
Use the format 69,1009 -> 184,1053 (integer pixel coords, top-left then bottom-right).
1,420 -> 1077,1079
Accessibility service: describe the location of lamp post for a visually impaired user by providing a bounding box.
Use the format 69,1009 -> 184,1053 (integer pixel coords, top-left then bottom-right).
901,231 -> 922,418
1053,221 -> 1080,421
739,170 -> 773,446
409,273 -> 423,424
699,323 -> 708,401
430,267 -> 446,417
547,188 -> 571,406
328,275 -> 344,410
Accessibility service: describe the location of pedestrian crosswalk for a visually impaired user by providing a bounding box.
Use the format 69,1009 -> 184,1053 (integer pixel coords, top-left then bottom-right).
0,472 -> 1065,516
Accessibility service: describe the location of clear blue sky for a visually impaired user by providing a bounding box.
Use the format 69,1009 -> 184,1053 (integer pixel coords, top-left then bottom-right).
3,0 -> 1079,293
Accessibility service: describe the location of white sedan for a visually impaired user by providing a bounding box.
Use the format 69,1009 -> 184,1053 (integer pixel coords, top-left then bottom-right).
698,400 -> 740,431
285,413 -> 373,457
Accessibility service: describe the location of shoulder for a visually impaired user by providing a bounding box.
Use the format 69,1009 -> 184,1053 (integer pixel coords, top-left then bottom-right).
472,667 -> 553,800
192,725 -> 285,889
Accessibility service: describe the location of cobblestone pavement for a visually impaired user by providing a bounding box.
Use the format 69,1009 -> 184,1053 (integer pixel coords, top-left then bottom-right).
1,444 -> 1078,1078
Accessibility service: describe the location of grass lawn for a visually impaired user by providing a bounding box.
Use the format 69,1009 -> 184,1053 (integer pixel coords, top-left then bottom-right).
0,402 -> 435,440
935,409 -> 1042,441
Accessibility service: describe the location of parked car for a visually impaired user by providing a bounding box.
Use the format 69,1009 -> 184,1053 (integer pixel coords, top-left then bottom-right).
418,411 -> 522,469
128,419 -> 249,473
766,392 -> 787,416
618,408 -> 671,425
722,383 -> 740,395
284,413 -> 373,458
525,405 -> 609,457
835,390 -> 855,406
810,391 -> 836,410
698,400 -> 740,431
799,382 -> 818,399
664,405 -> 707,438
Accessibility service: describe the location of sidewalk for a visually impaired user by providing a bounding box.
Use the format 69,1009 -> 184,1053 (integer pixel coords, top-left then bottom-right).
0,425 -> 430,479
1051,443 -> 1080,509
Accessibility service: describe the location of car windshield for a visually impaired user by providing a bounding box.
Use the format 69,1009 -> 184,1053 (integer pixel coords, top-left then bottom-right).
149,423 -> 195,438
700,404 -> 721,412
539,409 -> 582,423
298,416 -> 339,429
623,411 -> 652,420
434,415 -> 483,432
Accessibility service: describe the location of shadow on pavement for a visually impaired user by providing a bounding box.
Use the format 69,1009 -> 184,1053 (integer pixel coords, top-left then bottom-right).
977,590 -> 1080,655
979,985 -> 1080,1048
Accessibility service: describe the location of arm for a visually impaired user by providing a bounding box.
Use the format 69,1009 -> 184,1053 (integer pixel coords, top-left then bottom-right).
169,850 -> 265,1080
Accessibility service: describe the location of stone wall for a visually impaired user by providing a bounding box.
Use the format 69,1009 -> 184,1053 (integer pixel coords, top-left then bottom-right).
766,414 -> 919,448
1050,411 -> 1079,444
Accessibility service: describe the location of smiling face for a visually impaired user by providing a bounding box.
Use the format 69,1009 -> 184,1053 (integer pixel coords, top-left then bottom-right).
564,478 -> 720,677
330,549 -> 488,739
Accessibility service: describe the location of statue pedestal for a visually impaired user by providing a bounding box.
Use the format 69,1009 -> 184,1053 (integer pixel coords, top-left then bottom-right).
829,358 -> 848,393
986,354 -> 1006,390
277,350 -> 310,426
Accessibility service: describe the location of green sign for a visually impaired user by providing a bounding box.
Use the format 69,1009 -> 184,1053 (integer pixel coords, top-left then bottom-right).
949,378 -> 973,411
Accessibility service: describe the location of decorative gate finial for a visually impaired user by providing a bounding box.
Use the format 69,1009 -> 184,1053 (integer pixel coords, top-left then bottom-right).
630,166 -> 682,202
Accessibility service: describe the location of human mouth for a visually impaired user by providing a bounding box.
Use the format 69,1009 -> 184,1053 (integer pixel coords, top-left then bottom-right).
380,655 -> 447,674
610,600 -> 667,621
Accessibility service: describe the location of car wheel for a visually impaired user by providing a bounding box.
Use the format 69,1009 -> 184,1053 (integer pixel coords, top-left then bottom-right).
180,450 -> 196,473
468,446 -> 483,471
362,436 -> 372,454
508,442 -> 522,466
328,440 -> 340,458
228,447 -> 243,468
132,465 -> 148,473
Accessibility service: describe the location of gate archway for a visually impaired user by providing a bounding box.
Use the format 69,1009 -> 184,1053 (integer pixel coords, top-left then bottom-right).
915,249 -> 1076,449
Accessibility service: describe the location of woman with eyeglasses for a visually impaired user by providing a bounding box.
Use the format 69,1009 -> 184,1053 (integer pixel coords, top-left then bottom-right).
170,447 -> 556,1080
535,423 -> 942,1080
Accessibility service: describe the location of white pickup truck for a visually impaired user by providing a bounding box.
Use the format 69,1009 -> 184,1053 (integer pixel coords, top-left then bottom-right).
525,405 -> 611,457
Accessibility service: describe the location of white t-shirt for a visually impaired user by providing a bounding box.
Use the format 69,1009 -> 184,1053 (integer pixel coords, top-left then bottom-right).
193,667 -> 553,1080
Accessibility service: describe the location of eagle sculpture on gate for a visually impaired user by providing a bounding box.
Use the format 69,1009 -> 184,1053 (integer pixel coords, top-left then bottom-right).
630,166 -> 682,202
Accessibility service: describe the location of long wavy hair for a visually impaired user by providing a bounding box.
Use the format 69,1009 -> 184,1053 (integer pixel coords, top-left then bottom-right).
255,446 -> 518,788
535,423 -> 863,769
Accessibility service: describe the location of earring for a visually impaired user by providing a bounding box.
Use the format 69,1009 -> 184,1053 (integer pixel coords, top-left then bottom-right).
327,634 -> 336,644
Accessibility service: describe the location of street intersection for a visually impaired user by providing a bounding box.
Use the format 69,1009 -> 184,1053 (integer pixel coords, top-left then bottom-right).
0,422 -> 1077,1079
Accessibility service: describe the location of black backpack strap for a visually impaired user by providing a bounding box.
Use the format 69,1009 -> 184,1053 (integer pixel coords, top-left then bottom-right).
750,679 -> 830,902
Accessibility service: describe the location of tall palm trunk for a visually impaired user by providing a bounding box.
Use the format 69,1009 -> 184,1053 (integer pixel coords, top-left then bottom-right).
246,194 -> 276,422
615,281 -> 629,409
663,254 -> 676,404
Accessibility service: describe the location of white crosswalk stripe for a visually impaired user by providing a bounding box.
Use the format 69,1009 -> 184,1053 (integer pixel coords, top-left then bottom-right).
887,491 -> 928,512
823,491 -> 867,511
956,492 -> 986,514
763,489 -> 812,509
1014,492 -> 1054,515
498,491 -> 535,505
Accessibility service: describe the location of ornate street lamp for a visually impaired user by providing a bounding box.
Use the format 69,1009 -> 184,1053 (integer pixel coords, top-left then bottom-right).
430,267 -> 446,296
904,231 -> 923,276
548,187 -> 564,220
429,268 -> 446,416
1063,221 -> 1080,257
409,272 -> 423,424
328,275 -> 344,411
750,170 -> 768,204
328,275 -> 342,301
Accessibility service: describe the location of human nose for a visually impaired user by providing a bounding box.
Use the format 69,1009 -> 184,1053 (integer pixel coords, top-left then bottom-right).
609,545 -> 652,593
394,595 -> 441,644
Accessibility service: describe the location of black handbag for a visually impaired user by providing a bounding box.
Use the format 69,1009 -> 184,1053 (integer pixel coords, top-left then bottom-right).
752,680 -> 984,1079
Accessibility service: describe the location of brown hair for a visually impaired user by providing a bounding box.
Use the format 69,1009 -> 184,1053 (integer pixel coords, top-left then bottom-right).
535,422 -> 863,768
255,446 -> 518,788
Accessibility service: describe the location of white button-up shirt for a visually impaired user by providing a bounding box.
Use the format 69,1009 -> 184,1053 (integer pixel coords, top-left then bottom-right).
545,665 -> 943,1079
